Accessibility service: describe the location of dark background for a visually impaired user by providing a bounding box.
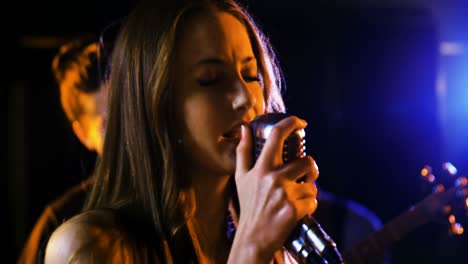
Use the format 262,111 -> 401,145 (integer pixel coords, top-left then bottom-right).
4,0 -> 468,263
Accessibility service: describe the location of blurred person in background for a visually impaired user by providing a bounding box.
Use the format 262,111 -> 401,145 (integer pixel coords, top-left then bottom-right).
17,35 -> 110,264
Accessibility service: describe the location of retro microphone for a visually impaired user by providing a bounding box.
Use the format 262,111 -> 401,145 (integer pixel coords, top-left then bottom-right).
249,113 -> 344,264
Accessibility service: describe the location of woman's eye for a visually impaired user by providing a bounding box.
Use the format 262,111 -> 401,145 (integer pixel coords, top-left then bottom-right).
197,78 -> 219,86
244,75 -> 260,83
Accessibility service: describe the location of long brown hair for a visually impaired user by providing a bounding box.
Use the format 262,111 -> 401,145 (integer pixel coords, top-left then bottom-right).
85,0 -> 286,258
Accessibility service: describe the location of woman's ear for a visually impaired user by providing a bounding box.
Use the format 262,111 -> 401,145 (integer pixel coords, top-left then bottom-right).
72,120 -> 96,152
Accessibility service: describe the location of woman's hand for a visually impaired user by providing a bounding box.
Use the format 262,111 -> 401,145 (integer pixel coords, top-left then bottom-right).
228,116 -> 319,264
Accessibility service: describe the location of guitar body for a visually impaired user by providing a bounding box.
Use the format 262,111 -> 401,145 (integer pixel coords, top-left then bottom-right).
315,189 -> 385,256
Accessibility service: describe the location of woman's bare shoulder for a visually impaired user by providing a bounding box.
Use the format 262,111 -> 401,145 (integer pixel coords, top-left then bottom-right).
44,209 -> 121,264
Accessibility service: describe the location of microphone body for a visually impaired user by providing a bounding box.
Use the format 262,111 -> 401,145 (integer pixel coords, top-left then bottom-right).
249,113 -> 344,264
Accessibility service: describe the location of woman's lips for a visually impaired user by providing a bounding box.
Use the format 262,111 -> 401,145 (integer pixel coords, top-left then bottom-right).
221,120 -> 250,142
222,126 -> 241,140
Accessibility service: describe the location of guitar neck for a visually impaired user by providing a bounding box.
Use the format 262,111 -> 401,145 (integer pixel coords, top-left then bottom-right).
343,204 -> 431,263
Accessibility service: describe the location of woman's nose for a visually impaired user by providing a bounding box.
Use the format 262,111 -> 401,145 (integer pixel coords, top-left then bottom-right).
232,80 -> 256,111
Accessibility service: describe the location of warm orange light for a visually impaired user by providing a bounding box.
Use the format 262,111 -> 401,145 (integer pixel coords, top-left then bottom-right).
434,184 -> 445,193
448,214 -> 456,224
450,223 -> 464,235
421,167 -> 429,177
420,167 -> 436,183
456,176 -> 468,186
442,205 -> 451,214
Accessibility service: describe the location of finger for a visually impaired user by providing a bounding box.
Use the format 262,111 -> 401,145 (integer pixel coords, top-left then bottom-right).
285,178 -> 318,202
235,124 -> 253,180
270,183 -> 318,231
294,196 -> 318,220
256,116 -> 307,168
278,156 -> 319,183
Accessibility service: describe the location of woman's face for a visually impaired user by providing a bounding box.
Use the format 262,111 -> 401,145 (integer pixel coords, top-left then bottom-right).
174,11 -> 265,177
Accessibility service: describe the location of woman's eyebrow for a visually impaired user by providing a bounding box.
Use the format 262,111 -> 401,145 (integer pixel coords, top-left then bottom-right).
192,57 -> 225,69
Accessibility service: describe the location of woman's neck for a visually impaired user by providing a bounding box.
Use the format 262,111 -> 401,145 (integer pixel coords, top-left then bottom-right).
188,171 -> 233,263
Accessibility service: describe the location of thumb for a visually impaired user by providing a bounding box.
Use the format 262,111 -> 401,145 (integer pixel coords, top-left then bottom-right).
235,124 -> 253,180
